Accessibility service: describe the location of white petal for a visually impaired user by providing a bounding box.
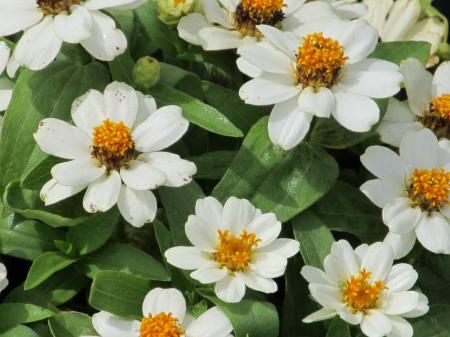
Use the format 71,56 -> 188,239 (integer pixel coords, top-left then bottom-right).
51,158 -> 105,186
415,212 -> 450,254
80,10 -> 127,61
298,87 -> 335,118
251,252 -> 287,278
71,89 -> 105,136
120,160 -> 166,190
117,186 -> 157,227
324,254 -> 350,284
260,238 -> 299,258
255,25 -> 298,56
330,240 -> 360,276
0,0 -> 43,36
104,82 -> 138,127
268,97 -> 313,150
83,0 -> 145,10
0,79 -> 13,112
387,316 -> 413,337
138,152 -> 196,187
432,61 -> 450,97
332,90 -> 379,132
360,310 -> 392,337
165,246 -> 209,270
53,5 -> 92,43
399,128 -> 439,169
34,118 -> 90,160
201,0 -> 233,28
185,307 -> 233,337
185,215 -> 217,251
386,264 -> 418,292
285,2 -> 339,30
239,74 -> 299,106
92,311 -> 139,337
0,42 -> 11,75
133,92 -> 157,126
402,293 -> 429,318
241,272 -> 278,293
190,266 -> 227,284
382,291 -> 419,315
238,44 -> 292,75
40,178 -> 86,206
302,308 -> 337,323
401,58 -> 432,116
133,105 -> 188,152
236,56 -> 263,78
246,213 -> 281,247
383,230 -> 416,260
199,26 -> 244,51
82,171 -> 121,213
195,196 -> 224,227
142,288 -> 186,322
214,275 -> 246,303
177,13 -> 209,46
283,0 -> 306,15
360,179 -> 403,208
382,198 -> 421,234
338,307 -> 363,325
309,284 -> 342,309
300,265 -> 330,285
14,16 -> 62,70
222,197 -> 258,234
361,242 -> 393,282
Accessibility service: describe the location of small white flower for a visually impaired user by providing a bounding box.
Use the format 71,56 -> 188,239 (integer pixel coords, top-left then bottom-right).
177,0 -> 340,51
82,288 -> 234,337
0,263 -> 8,293
165,196 -> 300,303
361,128 -> 450,258
237,19 -> 402,150
0,41 -> 14,112
301,240 -> 429,337
34,81 -> 196,228
378,58 -> 450,147
363,0 -> 446,67
0,0 -> 147,71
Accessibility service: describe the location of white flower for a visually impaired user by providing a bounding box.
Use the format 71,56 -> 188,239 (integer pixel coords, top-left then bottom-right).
378,58 -> 450,147
237,19 -> 402,150
177,0 -> 340,51
321,0 -> 368,19
0,263 -> 8,292
165,196 -> 300,303
34,81 -> 196,228
0,0 -> 147,71
301,240 -> 429,337
0,41 -> 13,112
82,288 -> 234,337
363,0 -> 446,67
361,128 -> 450,258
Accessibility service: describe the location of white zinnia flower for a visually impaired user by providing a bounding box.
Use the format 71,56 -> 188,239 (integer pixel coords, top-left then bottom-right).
361,129 -> 450,259
34,81 -> 196,228
0,0 -> 147,71
177,0 -> 340,51
82,288 -> 234,337
0,263 -> 8,292
165,196 -> 300,303
378,58 -> 450,147
363,0 -> 446,67
237,19 -> 402,150
301,240 -> 429,337
0,41 -> 13,112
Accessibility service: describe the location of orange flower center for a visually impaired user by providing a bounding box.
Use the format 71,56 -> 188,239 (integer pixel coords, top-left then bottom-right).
296,33 -> 348,89
140,313 -> 185,337
431,94 -> 450,119
408,167 -> 450,211
212,230 -> 261,273
341,269 -> 386,312
36,0 -> 81,15
235,0 -> 286,38
420,94 -> 450,139
92,119 -> 134,171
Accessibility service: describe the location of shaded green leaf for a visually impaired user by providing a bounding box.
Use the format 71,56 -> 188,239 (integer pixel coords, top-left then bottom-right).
326,317 -> 350,337
0,303 -> 55,331
369,41 -> 431,65
48,312 -> 96,337
411,305 -> 450,336
0,325 -> 40,337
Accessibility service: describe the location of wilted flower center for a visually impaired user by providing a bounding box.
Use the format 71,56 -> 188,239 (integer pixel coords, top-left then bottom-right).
407,167 -> 450,212
92,119 -> 134,171
36,0 -> 81,15
140,313 -> 185,337
341,269 -> 386,312
420,94 -> 450,139
296,33 -> 348,89
234,0 -> 286,38
213,230 -> 261,273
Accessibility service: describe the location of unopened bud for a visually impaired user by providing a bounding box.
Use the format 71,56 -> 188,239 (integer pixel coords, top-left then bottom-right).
133,56 -> 160,90
156,0 -> 196,25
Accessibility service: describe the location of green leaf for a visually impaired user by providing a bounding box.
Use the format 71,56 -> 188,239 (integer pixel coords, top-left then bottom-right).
67,208 -> 119,255
77,242 -> 170,281
108,50 -> 135,85
188,151 -> 236,180
160,63 -> 203,99
0,303 -> 55,331
48,312 -> 96,337
24,251 -> 77,290
369,41 -> 431,65
150,83 -> 243,138
89,271 -> 153,319
213,117 -> 339,222
20,157 -> 62,191
312,181 -> 385,242
197,288 -> 279,337
0,325 -> 40,337
0,215 -> 64,260
411,305 -> 450,336
159,181 -> 205,245
292,210 -> 334,269
0,61 -> 109,197
326,317 -> 350,337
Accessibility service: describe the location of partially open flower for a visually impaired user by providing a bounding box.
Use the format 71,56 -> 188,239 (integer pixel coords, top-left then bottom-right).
157,0 -> 197,25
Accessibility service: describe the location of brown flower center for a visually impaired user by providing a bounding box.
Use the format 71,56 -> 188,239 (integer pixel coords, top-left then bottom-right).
420,94 -> 450,139
36,0 -> 81,15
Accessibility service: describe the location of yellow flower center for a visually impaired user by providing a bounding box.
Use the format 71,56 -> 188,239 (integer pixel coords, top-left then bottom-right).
140,313 -> 185,337
92,119 -> 134,171
408,167 -> 450,211
420,94 -> 450,139
36,0 -> 81,15
341,269 -> 386,312
296,33 -> 348,89
234,0 -> 286,38
431,94 -> 450,119
212,230 -> 261,273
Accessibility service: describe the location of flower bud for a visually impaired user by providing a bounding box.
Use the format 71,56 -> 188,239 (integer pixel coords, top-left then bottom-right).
156,0 -> 196,25
133,56 -> 160,90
